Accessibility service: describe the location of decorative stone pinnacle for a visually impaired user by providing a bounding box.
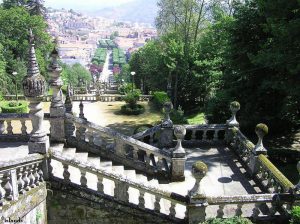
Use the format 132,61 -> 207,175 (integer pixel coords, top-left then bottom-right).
189,161 -> 208,197
173,126 -> 186,156
79,101 -> 86,120
23,29 -> 46,98
162,102 -> 173,128
227,101 -> 240,127
253,123 -> 268,154
65,84 -> 72,113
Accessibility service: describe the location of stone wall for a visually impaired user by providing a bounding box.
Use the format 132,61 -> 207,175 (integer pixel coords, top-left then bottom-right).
47,180 -> 177,224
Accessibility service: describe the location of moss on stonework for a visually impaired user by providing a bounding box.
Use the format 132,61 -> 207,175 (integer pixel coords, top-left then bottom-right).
255,123 -> 268,135
245,140 -> 255,149
230,101 -> 240,110
192,161 -> 208,172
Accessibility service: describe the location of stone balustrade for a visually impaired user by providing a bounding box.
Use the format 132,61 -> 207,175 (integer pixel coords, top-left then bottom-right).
50,151 -> 187,220
131,124 -> 162,144
65,113 -> 173,178
0,113 -> 51,141
0,154 -> 45,207
72,94 -> 97,102
71,94 -> 153,102
3,95 -> 52,102
181,124 -> 227,145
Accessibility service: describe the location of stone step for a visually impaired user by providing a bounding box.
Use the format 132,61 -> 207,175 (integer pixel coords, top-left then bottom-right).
74,152 -> 88,163
123,169 -> 136,180
112,165 -> 124,175
87,156 -> 101,169
62,148 -> 76,158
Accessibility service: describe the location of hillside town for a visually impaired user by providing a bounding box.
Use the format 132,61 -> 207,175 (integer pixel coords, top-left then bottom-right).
47,8 -> 157,66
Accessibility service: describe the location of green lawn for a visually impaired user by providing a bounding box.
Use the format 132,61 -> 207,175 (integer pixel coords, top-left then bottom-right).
187,112 -> 206,125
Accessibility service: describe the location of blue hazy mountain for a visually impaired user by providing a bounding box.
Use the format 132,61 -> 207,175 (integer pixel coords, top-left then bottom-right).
85,0 -> 158,24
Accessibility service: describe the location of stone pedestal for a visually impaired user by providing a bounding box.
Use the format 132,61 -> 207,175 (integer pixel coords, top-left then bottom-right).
188,202 -> 208,224
28,99 -> 49,154
171,157 -> 185,181
50,106 -> 65,143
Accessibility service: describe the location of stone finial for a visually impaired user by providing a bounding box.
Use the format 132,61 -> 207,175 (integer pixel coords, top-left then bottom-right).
79,101 -> 86,120
227,101 -> 240,127
253,123 -> 268,154
189,161 -> 208,197
173,126 -> 186,156
162,101 -> 173,128
65,84 -> 73,113
23,29 -> 46,98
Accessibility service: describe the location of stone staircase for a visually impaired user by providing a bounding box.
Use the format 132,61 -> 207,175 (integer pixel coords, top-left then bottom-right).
49,144 -> 187,221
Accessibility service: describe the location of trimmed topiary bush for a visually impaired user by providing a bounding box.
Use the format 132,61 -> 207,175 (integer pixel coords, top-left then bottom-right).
202,216 -> 253,224
120,104 -> 145,115
152,91 -> 170,110
291,206 -> 300,224
0,101 -> 28,113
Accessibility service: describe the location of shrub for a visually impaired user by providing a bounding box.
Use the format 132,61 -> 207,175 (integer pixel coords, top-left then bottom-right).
170,106 -> 187,124
122,89 -> 141,108
118,83 -> 137,94
152,91 -> 170,110
120,104 -> 145,115
202,216 -> 253,224
291,206 -> 300,224
0,101 -> 28,113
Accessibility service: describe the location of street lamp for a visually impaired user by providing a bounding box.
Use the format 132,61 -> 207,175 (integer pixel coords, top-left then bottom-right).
131,71 -> 136,93
12,71 -> 18,101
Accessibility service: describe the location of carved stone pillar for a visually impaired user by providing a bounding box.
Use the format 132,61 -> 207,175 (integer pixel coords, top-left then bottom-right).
249,123 -> 268,175
171,126 -> 186,181
49,47 -> 65,143
22,30 -> 49,154
188,161 -> 208,224
159,102 -> 174,148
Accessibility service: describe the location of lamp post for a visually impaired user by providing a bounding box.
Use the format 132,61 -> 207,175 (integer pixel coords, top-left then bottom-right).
131,71 -> 136,93
12,71 -> 18,102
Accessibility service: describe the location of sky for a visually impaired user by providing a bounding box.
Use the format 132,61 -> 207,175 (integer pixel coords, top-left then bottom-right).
45,0 -> 136,11
0,0 -> 136,11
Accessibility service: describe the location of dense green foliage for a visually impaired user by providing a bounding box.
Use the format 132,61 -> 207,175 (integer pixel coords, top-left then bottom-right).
0,4 -> 52,95
202,216 -> 252,224
152,91 -> 170,110
0,101 -> 28,113
92,48 -> 107,65
61,63 -> 92,87
113,48 -> 126,67
291,206 -> 300,224
129,0 -> 300,131
98,39 -> 116,49
121,89 -> 145,115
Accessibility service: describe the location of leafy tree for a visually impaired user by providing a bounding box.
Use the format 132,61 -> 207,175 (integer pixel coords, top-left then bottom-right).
62,63 -> 92,87
27,0 -> 46,16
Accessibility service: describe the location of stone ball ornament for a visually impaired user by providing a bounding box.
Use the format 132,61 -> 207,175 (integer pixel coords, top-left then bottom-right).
255,123 -> 268,138
192,161 -> 208,179
163,101 -> 173,113
174,126 -> 186,140
230,101 -> 240,112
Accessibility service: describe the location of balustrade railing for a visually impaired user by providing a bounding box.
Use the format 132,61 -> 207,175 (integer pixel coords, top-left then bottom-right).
131,124 -> 162,144
72,94 -> 97,102
0,113 -> 51,141
50,151 -> 187,220
0,154 -> 45,207
65,113 -> 172,177
72,94 -> 153,102
3,95 -> 52,102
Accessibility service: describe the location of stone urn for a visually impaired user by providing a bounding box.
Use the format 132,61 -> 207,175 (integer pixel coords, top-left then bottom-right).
227,101 -> 240,127
254,123 -> 268,153
189,161 -> 208,197
173,126 -> 186,156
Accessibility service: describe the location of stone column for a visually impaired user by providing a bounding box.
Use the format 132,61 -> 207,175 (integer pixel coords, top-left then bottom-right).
249,123 -> 268,175
159,102 -> 174,148
171,126 -> 186,181
22,30 -> 49,154
188,161 -> 208,224
49,47 -> 65,143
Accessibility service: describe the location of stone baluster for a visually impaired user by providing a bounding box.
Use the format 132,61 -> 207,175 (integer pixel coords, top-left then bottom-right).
28,165 -> 36,188
192,130 -> 197,140
154,195 -> 161,212
80,170 -> 87,187
249,123 -> 268,176
97,175 -> 104,194
188,161 -> 208,224
38,165 -> 44,182
33,164 -> 40,186
17,168 -> 25,194
252,203 -> 260,218
145,153 -> 151,167
213,130 -> 219,141
115,139 -> 125,157
0,174 -> 6,205
138,190 -> 145,209
169,202 -> 176,218
22,167 -> 30,191
236,203 -> 243,216
159,102 -> 174,148
3,172 -> 13,201
63,164 -> 70,182
22,30 -> 49,154
7,120 -> 13,135
115,180 -> 129,203
0,120 -> 5,134
226,101 -> 240,127
21,120 -> 27,135
216,204 -> 225,218
171,126 -> 186,181
49,46 -> 65,143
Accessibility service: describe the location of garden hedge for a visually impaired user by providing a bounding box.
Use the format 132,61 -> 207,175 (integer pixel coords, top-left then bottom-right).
0,101 -> 28,113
